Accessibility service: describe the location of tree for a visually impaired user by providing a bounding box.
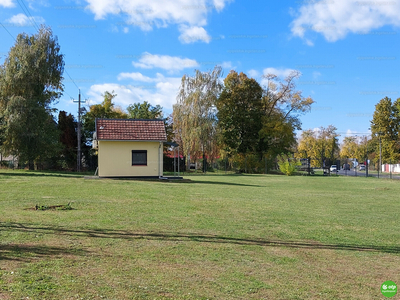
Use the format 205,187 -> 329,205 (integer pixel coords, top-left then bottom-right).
58,111 -> 77,170
297,126 -> 339,168
370,97 -> 400,164
217,71 -> 264,155
173,66 -> 223,172
0,26 -> 64,169
127,101 -> 163,119
82,91 -> 128,142
340,136 -> 358,159
217,70 -> 313,172
260,71 -> 314,158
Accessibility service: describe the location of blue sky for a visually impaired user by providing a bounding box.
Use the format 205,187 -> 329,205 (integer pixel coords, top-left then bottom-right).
1,0 -> 399,140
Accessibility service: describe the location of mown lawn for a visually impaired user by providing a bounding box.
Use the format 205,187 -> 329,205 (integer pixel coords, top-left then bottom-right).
0,170 -> 399,299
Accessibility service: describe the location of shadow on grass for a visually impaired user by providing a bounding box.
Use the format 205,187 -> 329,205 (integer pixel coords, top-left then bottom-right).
0,171 -> 84,179
182,173 -> 269,178
0,243 -> 89,261
181,180 -> 263,187
2,222 -> 399,254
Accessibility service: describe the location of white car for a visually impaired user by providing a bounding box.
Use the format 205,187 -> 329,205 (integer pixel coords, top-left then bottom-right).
359,165 -> 365,171
330,165 -> 337,172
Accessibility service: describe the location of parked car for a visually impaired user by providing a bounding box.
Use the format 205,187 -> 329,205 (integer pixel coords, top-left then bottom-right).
343,163 -> 350,170
359,165 -> 365,171
330,165 -> 337,172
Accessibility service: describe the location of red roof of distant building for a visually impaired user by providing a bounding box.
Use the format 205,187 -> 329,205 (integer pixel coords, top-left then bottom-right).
96,119 -> 167,141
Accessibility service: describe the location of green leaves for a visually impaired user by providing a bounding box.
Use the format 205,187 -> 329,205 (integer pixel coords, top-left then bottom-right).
297,126 -> 339,168
127,101 -> 163,119
217,71 -> 263,155
370,97 -> 400,163
0,26 -> 64,169
82,90 -> 128,142
277,153 -> 301,176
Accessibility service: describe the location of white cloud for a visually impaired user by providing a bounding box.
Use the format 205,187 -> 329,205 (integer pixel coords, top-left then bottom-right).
123,27 -> 129,33
178,25 -> 211,43
88,73 -> 182,109
248,69 -> 260,78
132,52 -> 199,72
0,0 -> 14,8
221,61 -> 233,69
6,13 -> 45,26
291,0 -> 400,42
117,72 -> 164,82
263,67 -> 297,78
83,0 -> 231,42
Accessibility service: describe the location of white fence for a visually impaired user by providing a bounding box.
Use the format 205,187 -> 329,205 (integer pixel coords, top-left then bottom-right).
382,164 -> 400,173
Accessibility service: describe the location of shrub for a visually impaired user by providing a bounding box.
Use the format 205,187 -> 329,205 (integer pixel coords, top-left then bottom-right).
277,154 -> 301,176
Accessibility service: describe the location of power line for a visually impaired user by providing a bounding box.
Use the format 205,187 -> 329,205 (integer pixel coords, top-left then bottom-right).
64,90 -> 74,100
16,0 -> 40,31
0,22 -> 16,42
64,69 -> 80,90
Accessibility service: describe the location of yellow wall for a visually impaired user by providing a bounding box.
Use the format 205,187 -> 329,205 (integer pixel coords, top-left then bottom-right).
98,141 -> 163,177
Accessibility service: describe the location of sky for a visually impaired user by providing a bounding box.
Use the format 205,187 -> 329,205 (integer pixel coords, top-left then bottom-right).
1,0 -> 399,141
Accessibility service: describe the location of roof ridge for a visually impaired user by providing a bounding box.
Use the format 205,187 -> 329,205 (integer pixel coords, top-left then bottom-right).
95,118 -> 164,121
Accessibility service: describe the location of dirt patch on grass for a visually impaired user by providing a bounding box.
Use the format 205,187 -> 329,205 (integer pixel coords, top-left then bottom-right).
24,203 -> 74,211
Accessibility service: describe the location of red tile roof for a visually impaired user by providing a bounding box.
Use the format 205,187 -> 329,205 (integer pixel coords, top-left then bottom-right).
96,119 -> 167,141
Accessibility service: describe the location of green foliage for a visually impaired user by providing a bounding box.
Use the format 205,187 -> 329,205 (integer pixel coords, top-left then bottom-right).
217,71 -> 264,155
58,111 -> 77,170
218,70 -> 313,172
127,101 -> 163,119
0,160 -> 9,168
0,26 -> 64,169
277,154 -> 301,176
82,91 -> 128,142
370,97 -> 400,163
296,126 -> 339,168
229,153 -> 266,173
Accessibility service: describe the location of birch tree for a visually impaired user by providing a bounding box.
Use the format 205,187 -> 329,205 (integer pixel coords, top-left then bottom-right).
0,26 -> 64,169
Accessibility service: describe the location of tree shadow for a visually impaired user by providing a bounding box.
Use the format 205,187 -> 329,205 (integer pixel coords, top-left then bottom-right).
183,173 -> 267,177
2,222 -> 399,254
179,180 -> 262,187
0,243 -> 89,261
0,171 -> 84,179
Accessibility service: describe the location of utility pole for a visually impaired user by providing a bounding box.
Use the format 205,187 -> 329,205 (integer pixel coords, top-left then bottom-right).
77,91 -> 81,172
365,137 -> 368,178
379,136 -> 382,178
73,90 -> 86,172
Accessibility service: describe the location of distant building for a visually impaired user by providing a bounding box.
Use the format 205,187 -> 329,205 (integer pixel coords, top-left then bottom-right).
93,119 -> 167,178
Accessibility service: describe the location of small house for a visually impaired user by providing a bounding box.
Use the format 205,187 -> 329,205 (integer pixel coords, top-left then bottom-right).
94,118 -> 167,178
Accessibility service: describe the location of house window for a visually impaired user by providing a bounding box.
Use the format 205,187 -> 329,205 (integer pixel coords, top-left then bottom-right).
132,150 -> 147,166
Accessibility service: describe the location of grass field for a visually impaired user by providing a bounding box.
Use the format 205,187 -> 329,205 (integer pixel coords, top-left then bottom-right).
0,170 -> 399,299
